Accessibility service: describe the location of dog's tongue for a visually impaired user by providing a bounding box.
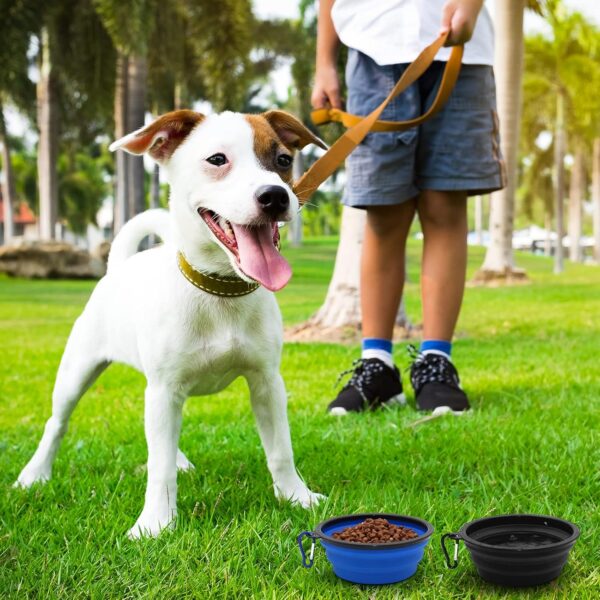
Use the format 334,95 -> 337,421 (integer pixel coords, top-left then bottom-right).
231,223 -> 291,291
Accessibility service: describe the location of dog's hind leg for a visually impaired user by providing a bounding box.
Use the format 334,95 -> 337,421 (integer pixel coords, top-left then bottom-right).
14,315 -> 109,488
128,384 -> 184,539
246,371 -> 324,508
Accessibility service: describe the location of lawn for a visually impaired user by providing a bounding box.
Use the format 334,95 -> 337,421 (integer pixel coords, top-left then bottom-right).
1,238 -> 599,599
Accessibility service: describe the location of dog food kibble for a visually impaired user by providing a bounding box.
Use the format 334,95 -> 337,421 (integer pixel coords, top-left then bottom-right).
332,518 -> 418,544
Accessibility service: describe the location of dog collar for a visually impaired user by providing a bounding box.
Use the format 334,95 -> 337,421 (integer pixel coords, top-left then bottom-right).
177,251 -> 259,297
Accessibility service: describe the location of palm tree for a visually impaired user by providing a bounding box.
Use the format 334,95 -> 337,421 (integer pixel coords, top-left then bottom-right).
0,0 -> 39,244
520,6 -> 599,272
32,1 -> 115,240
594,138 -> 600,264
36,25 -> 59,240
94,0 -> 156,230
475,0 -> 543,281
0,0 -> 38,244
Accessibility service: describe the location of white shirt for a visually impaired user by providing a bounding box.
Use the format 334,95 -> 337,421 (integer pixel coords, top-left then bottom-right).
331,0 -> 494,66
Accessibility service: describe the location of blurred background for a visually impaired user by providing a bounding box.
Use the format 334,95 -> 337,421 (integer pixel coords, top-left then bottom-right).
0,0 -> 599,280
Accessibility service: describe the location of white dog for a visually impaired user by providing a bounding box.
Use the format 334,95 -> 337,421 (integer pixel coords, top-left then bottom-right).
15,109 -> 326,538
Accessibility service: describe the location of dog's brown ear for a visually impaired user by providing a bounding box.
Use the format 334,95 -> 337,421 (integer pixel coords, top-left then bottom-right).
262,110 -> 328,151
109,110 -> 204,163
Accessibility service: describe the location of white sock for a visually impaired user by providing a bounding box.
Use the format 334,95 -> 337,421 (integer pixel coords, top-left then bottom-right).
362,348 -> 394,368
421,349 -> 451,361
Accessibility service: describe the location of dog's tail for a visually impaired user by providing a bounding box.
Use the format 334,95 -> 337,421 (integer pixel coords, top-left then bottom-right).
107,209 -> 172,273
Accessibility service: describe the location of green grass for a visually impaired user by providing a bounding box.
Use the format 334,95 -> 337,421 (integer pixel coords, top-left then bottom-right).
1,238 -> 599,599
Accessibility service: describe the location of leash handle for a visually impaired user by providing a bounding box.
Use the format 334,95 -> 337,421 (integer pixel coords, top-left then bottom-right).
292,32 -> 463,204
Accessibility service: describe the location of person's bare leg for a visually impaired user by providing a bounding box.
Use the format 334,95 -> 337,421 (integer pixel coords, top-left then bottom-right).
361,200 -> 417,339
417,190 -> 468,342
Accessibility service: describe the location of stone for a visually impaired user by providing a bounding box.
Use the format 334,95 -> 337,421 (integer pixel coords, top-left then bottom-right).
0,240 -> 106,279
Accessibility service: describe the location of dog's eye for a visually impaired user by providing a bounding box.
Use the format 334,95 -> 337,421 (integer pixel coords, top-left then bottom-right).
276,154 -> 293,168
206,153 -> 228,166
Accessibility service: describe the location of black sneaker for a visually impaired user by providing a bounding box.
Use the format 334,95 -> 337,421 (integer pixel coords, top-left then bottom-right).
409,347 -> 470,413
327,358 -> 406,415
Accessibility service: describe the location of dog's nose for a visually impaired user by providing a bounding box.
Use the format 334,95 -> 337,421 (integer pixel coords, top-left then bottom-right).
256,185 -> 290,218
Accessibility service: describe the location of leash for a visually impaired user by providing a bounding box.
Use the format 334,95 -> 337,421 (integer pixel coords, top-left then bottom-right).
292,32 -> 463,204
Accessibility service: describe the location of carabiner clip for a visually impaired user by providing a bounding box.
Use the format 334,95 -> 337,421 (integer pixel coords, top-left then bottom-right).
297,531 -> 318,568
441,533 -> 461,569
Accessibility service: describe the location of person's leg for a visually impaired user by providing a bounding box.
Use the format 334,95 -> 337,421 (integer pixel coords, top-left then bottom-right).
328,53 -> 421,415
417,190 -> 468,342
361,200 -> 417,341
328,200 -> 416,415
409,189 -> 470,413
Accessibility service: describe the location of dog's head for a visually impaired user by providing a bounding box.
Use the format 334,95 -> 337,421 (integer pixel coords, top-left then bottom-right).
110,110 -> 326,291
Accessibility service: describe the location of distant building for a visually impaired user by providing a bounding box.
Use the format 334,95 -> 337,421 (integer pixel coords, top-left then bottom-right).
0,193 -> 38,244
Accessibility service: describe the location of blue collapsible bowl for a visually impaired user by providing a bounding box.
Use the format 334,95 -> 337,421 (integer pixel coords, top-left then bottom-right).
298,513 -> 434,585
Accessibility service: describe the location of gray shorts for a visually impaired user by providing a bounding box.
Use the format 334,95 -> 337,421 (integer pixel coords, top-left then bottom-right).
343,49 -> 506,208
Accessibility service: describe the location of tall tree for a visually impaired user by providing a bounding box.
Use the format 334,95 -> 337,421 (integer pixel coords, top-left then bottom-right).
0,0 -> 39,244
36,26 -> 59,239
593,138 -> 600,264
28,0 -> 115,241
475,0 -> 538,281
567,144 -> 584,263
521,5 -> 599,271
94,0 -> 155,229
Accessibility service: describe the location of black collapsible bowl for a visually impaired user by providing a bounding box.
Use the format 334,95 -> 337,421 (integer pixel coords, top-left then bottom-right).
442,514 -> 579,587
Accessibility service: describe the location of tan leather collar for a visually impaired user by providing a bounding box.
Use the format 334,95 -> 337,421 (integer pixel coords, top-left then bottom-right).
177,251 -> 259,297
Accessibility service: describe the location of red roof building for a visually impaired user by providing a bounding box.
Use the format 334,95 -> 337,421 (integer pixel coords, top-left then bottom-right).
0,192 -> 37,243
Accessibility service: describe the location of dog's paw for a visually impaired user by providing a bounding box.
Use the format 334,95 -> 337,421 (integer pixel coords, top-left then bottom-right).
176,449 -> 195,472
294,490 -> 326,509
275,485 -> 326,509
13,465 -> 51,489
127,510 -> 176,539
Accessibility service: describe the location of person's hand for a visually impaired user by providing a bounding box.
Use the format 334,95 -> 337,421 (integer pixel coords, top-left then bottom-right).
311,65 -> 343,109
440,0 -> 484,46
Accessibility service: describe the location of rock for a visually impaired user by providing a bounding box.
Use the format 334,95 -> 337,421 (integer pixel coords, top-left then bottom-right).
91,241 -> 111,265
469,267 -> 529,287
0,240 -> 106,279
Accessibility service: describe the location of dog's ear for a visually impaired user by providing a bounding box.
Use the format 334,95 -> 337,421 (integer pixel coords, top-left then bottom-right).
109,110 -> 204,163
262,110 -> 328,151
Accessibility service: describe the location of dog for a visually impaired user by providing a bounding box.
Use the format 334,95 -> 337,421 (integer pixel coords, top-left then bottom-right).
14,109 -> 326,538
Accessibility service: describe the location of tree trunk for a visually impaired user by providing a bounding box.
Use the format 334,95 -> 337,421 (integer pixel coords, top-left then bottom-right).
310,206 -> 363,328
37,27 -> 59,240
544,210 -> 552,256
127,54 -> 147,218
289,152 -> 304,247
476,0 -> 526,280
174,81 -> 185,111
287,206 -> 411,343
113,52 -> 129,234
592,137 -> 600,264
568,145 -> 584,263
553,91 -> 566,274
475,194 -> 483,246
0,105 -> 16,245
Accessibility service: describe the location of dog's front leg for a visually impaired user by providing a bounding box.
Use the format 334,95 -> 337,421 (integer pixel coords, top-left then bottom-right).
128,384 -> 184,539
246,371 -> 323,508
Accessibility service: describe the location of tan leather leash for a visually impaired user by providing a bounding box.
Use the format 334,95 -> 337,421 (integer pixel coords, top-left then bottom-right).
292,32 -> 464,204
